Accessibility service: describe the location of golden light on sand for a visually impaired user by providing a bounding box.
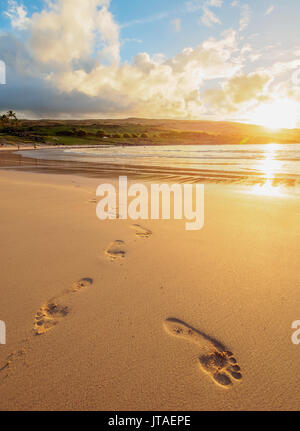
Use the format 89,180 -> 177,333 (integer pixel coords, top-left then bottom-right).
249,99 -> 298,130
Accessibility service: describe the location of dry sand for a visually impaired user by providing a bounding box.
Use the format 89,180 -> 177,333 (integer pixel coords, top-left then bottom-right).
0,166 -> 300,410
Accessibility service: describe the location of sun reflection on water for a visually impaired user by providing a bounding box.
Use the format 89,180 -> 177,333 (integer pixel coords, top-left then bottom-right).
251,143 -> 285,197
250,180 -> 284,197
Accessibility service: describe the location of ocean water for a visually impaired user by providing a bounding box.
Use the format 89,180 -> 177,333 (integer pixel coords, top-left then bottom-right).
20,143 -> 300,186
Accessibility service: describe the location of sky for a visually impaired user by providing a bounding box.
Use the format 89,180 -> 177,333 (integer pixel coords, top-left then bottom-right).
0,0 -> 299,126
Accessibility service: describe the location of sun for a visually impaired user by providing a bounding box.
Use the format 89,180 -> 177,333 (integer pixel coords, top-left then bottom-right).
249,99 -> 299,130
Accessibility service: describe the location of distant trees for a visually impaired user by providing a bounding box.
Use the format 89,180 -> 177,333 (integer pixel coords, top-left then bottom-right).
0,114 -> 8,127
56,130 -> 74,136
0,111 -> 20,130
56,128 -> 87,137
96,129 -> 106,137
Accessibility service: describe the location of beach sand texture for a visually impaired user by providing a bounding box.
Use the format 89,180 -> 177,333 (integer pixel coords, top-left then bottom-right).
0,168 -> 300,410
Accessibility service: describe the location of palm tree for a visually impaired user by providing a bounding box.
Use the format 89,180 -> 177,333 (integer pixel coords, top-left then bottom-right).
7,110 -> 17,121
5,110 -> 20,129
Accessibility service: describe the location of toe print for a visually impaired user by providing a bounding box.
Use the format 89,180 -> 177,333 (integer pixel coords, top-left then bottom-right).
164,318 -> 242,389
199,351 -> 242,388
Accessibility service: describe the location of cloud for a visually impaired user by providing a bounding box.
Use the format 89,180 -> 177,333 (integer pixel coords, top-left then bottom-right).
208,0 -> 223,7
171,18 -> 181,32
4,0 -> 29,30
49,30 -> 240,118
29,0 -> 120,65
204,71 -> 272,114
0,33 -> 132,117
265,5 -> 275,16
185,0 -> 203,13
185,0 -> 222,12
0,16 -> 242,119
0,0 -> 298,122
239,4 -> 251,31
186,0 -> 222,27
200,7 -> 221,27
121,11 -> 169,29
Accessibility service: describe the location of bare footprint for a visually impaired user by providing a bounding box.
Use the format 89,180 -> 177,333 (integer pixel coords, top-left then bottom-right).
105,240 -> 126,260
163,318 -> 242,389
1,277 -> 93,382
34,301 -> 69,336
69,277 -> 93,293
34,277 -> 93,335
131,224 -> 152,239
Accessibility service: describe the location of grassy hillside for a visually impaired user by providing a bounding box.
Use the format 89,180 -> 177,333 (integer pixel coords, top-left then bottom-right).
1,118 -> 300,147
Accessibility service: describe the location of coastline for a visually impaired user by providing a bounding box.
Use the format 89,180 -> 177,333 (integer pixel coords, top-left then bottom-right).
1,147 -> 300,186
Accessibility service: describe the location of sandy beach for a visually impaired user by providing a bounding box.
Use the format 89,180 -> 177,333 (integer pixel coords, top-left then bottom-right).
0,151 -> 300,411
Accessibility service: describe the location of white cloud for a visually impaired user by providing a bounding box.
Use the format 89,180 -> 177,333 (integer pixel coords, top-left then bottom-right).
29,0 -> 120,65
239,4 -> 250,31
0,18 -> 243,119
186,0 -> 222,27
185,0 -> 203,13
0,0 -> 298,122
121,12 -> 169,28
49,30 -> 240,118
265,5 -> 275,16
186,0 -> 222,11
200,6 -> 221,27
208,0 -> 223,7
4,0 -> 29,30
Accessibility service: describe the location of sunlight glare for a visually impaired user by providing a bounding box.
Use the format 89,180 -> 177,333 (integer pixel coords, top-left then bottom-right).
250,144 -> 285,196
249,99 -> 298,130
250,180 -> 284,197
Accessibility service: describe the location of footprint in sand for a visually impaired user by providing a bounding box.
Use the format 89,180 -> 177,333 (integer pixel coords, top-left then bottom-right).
34,278 -> 93,336
163,318 -> 242,389
69,277 -> 93,293
131,224 -> 152,239
0,278 -> 93,381
105,240 -> 126,260
34,302 -> 69,336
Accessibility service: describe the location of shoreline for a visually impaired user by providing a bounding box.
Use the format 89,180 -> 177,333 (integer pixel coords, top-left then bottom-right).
1,148 -> 300,187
